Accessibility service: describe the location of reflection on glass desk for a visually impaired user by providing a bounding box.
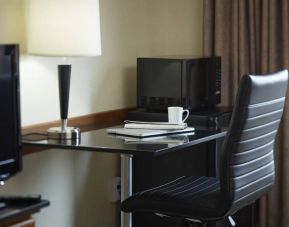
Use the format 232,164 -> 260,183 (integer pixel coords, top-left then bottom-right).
22,126 -> 227,156
120,133 -> 191,144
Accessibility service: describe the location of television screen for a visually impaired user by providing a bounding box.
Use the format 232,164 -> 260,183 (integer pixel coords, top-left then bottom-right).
0,44 -> 21,182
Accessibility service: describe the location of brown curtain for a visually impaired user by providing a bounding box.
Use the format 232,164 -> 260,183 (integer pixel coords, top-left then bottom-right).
203,0 -> 289,227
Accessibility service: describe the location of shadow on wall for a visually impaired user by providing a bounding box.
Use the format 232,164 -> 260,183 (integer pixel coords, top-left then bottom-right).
91,65 -> 137,112
123,67 -> 137,106
73,149 -> 120,227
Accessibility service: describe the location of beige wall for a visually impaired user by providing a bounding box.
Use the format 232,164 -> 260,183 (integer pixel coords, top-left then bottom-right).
0,0 -> 203,226
0,0 -> 26,51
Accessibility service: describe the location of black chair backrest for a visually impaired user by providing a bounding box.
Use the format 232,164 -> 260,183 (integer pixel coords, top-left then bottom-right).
220,70 -> 288,215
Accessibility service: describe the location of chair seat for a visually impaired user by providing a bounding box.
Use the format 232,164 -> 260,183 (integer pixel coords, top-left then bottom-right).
121,176 -> 225,222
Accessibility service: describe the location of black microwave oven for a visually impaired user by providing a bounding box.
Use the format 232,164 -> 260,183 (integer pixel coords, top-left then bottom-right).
137,56 -> 221,111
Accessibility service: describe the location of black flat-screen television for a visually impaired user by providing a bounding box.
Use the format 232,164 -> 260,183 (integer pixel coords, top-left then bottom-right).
0,44 -> 21,182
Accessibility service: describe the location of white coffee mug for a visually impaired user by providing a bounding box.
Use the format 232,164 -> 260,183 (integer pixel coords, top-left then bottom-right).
168,107 -> 189,124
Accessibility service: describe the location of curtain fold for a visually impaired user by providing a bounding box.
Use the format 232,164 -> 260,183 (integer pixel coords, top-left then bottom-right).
203,1 -> 289,227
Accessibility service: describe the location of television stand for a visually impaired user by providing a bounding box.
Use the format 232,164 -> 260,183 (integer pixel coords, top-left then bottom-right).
0,196 -> 49,227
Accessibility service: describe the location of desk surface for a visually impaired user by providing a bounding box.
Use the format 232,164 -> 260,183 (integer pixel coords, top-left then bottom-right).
23,126 -> 226,156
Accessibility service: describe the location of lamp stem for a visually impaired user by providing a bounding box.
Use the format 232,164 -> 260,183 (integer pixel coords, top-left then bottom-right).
47,64 -> 80,140
58,64 -> 71,126
61,119 -> 68,131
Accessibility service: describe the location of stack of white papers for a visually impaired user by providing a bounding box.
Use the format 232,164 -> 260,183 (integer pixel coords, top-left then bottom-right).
107,127 -> 195,137
124,120 -> 188,130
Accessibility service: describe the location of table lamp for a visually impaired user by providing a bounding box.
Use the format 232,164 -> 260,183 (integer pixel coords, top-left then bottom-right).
26,0 -> 102,140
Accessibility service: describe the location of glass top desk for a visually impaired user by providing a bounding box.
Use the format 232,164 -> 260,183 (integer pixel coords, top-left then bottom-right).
23,126 -> 227,227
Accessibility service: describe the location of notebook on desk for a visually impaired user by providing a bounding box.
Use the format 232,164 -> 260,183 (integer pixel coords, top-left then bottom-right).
106,127 -> 195,138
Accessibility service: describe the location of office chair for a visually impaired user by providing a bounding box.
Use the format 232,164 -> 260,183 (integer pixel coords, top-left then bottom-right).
121,69 -> 289,227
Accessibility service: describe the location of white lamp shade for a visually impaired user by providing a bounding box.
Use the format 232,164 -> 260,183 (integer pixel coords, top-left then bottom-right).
26,0 -> 102,57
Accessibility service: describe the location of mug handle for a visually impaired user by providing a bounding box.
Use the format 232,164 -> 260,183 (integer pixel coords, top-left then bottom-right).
182,109 -> 189,123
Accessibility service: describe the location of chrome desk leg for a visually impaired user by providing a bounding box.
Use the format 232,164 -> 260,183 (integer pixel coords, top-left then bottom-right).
121,154 -> 132,227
